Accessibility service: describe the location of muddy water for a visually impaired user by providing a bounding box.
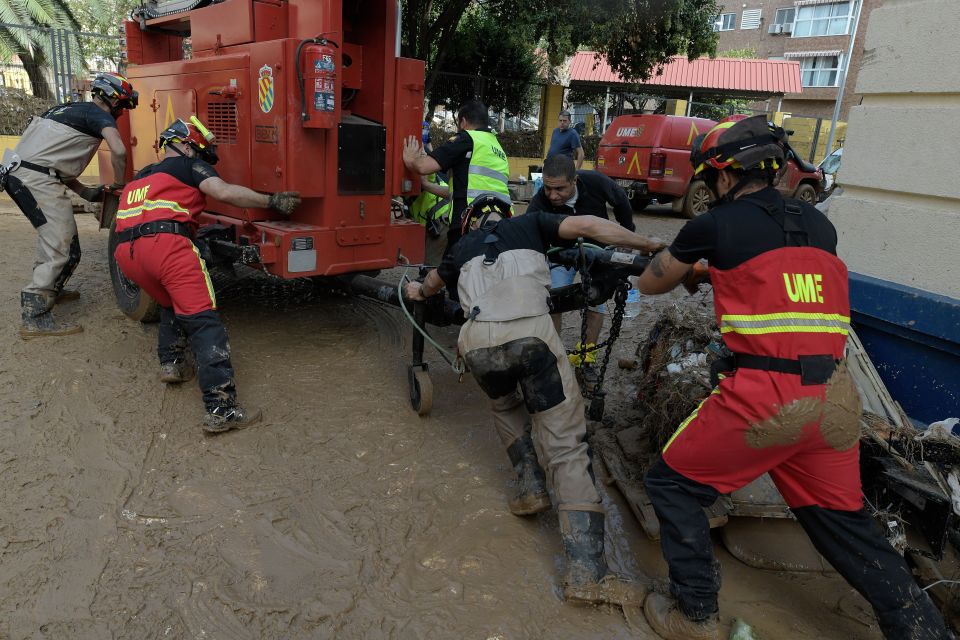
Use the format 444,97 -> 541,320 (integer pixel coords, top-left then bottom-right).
0,204 -> 882,639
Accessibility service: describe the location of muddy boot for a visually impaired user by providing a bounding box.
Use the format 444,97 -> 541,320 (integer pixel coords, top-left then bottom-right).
202,405 -> 263,434
506,434 -> 551,516
644,592 -> 719,640
20,292 -> 83,339
160,358 -> 195,384
559,509 -> 648,607
54,289 -> 80,304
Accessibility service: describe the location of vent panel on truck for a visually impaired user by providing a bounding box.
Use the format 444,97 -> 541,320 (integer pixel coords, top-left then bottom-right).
208,102 -> 239,144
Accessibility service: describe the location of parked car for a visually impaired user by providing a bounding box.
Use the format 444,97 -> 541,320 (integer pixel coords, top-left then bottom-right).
595,114 -> 824,217
818,147 -> 843,201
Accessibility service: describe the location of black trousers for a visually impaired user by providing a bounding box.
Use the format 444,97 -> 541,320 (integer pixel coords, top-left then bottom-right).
158,306 -> 236,411
644,457 -> 952,639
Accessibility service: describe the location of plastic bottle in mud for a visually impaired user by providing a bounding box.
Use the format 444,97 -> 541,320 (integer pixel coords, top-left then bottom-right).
624,279 -> 641,319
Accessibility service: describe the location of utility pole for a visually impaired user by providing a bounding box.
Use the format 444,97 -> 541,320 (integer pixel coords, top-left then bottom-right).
824,0 -> 864,158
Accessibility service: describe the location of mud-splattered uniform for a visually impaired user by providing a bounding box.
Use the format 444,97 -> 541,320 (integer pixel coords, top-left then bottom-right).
644,187 -> 950,639
5,102 -> 116,304
114,157 -> 238,413
438,210 -> 601,509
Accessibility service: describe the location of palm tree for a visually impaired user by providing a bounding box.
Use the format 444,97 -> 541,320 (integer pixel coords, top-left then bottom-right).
0,0 -> 83,100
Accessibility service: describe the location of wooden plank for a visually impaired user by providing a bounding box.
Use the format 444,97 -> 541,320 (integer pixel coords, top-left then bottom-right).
593,428 -> 729,539
593,428 -> 661,539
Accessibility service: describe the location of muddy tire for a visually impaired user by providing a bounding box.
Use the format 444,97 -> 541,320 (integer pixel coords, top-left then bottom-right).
682,180 -> 713,218
107,221 -> 160,323
410,369 -> 433,416
793,183 -> 818,205
629,196 -> 650,212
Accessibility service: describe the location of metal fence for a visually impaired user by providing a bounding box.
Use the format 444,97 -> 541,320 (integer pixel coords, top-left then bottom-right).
428,71 -> 545,133
0,23 -> 122,134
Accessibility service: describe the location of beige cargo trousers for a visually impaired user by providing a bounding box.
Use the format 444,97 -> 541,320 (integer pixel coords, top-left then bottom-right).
459,312 -> 601,509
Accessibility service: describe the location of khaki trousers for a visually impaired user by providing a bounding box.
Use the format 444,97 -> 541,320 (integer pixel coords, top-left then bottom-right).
16,169 -> 79,305
459,313 -> 600,507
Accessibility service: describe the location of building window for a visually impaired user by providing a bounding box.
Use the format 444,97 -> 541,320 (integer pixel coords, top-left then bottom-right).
800,55 -> 843,87
740,9 -> 763,30
714,13 -> 736,31
793,2 -> 853,37
774,7 -> 796,24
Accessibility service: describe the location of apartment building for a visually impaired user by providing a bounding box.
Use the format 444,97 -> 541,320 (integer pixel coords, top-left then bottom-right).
714,0 -> 882,119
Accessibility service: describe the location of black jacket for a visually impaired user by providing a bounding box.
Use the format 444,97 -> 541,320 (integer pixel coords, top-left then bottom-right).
528,170 -> 634,231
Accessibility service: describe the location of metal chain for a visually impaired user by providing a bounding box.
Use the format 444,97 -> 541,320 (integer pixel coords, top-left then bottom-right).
574,238 -> 592,369
568,237 -> 629,413
592,280 -> 628,400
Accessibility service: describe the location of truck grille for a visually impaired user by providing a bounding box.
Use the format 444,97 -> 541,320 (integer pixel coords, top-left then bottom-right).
207,102 -> 238,144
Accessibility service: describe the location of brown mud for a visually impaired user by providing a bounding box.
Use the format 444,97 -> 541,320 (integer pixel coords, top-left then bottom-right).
0,202 -> 882,638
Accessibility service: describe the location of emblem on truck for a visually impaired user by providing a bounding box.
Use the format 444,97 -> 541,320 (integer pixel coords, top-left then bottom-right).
616,126 -> 643,137
258,65 -> 275,114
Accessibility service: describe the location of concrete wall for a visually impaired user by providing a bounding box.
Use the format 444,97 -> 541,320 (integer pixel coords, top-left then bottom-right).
829,0 -> 960,299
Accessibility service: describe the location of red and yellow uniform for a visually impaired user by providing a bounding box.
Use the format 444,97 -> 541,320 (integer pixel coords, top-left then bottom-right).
663,242 -> 860,510
114,157 -> 217,316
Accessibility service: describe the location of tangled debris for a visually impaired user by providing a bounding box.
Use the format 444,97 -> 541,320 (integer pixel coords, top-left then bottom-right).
634,299 -> 727,453
0,86 -> 52,136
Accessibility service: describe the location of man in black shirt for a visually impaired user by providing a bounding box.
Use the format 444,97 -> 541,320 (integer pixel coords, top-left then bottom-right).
636,115 -> 949,640
402,100 -> 511,253
528,154 -> 636,383
6,72 -> 137,338
114,117 -> 299,433
406,196 -> 664,612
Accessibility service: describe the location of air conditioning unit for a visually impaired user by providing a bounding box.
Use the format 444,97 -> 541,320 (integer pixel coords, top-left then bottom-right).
782,22 -> 794,33
768,23 -> 783,34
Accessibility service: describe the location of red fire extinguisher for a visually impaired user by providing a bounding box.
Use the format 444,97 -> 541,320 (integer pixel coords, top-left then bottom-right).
298,38 -> 338,129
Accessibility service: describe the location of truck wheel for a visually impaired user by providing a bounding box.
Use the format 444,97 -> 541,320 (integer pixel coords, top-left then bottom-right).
630,196 -> 650,212
683,180 -> 713,218
107,221 -> 160,323
793,183 -> 818,205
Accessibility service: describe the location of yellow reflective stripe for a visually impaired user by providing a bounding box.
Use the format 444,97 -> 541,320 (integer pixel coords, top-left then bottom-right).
662,388 -> 720,454
116,199 -> 192,220
721,312 -> 850,322
191,243 -> 217,309
720,325 -> 849,335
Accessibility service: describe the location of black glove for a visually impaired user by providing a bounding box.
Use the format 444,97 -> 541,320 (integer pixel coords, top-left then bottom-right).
78,185 -> 105,203
268,191 -> 301,216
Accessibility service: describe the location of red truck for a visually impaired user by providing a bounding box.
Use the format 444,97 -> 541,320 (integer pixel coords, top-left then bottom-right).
595,114 -> 823,218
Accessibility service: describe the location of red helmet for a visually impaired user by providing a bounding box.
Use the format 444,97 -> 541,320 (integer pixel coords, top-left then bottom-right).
159,116 -> 219,164
690,115 -> 786,176
91,72 -> 138,110
460,194 -> 513,236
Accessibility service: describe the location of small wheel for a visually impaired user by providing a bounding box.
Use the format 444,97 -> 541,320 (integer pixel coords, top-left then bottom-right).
107,221 -> 160,323
682,180 -> 713,218
793,183 -> 818,205
411,369 -> 433,416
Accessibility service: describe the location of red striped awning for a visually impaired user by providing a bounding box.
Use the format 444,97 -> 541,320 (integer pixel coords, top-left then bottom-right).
568,51 -> 803,95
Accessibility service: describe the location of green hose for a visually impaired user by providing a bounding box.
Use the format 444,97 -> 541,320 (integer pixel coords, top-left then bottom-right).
546,242 -> 604,255
397,270 -> 465,374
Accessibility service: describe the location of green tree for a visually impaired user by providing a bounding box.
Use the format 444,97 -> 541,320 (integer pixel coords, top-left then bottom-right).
428,7 -> 543,116
0,0 -> 85,99
72,0 -> 139,72
402,0 -> 720,93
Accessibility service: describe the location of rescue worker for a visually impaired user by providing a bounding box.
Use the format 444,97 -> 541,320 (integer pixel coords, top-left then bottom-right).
528,154 -> 636,386
636,115 -> 950,640
402,99 -> 511,251
405,195 -> 664,611
409,173 -> 452,265
114,117 -> 301,433
4,72 -> 136,338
